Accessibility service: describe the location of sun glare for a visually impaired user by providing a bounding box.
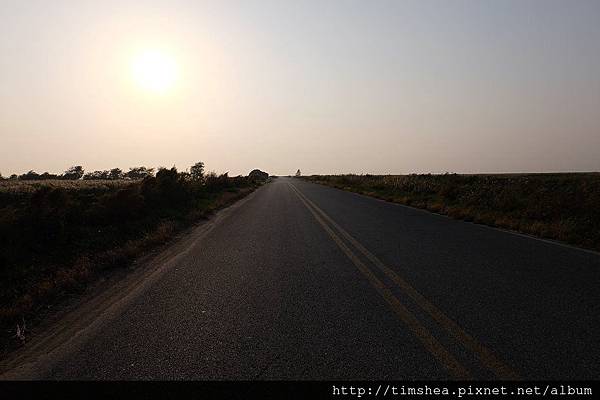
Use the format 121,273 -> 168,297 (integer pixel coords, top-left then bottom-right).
131,50 -> 179,93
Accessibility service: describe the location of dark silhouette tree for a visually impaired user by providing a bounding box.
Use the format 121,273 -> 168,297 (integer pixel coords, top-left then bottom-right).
83,170 -> 108,180
39,172 -> 59,180
125,167 -> 154,180
83,168 -> 124,180
19,170 -> 41,180
190,162 -> 205,181
108,168 -> 124,180
62,166 -> 84,180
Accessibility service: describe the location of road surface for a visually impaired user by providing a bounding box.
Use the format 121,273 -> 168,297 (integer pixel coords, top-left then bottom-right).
2,177 -> 599,379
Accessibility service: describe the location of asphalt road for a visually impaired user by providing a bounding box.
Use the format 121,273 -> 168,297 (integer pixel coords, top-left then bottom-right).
2,177 -> 599,380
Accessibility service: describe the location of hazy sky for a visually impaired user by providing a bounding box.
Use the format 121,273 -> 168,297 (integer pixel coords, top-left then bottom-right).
1,0 -> 599,176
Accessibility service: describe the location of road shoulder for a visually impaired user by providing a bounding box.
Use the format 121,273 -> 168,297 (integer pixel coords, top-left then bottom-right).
0,185 -> 266,379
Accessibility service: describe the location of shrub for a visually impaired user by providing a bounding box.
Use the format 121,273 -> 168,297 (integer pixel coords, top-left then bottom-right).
249,169 -> 269,182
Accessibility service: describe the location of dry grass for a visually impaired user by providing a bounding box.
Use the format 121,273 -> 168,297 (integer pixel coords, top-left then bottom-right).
0,179 -> 133,194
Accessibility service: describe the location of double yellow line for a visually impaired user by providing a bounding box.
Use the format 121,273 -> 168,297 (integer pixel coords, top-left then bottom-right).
288,182 -> 518,380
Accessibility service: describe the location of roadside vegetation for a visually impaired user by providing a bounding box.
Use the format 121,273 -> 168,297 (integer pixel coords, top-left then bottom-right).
0,164 -> 269,349
301,173 -> 600,252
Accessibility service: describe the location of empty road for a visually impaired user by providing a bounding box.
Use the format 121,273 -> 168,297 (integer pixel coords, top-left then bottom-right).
2,177 -> 599,380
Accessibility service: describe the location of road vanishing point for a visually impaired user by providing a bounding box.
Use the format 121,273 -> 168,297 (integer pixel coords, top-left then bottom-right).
1,177 -> 599,380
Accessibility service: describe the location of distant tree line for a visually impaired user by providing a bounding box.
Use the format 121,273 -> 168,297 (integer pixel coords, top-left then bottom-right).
0,162 -> 272,184
0,164 -> 200,181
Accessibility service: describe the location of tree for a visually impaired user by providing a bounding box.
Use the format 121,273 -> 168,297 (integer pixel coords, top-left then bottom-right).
82,168 -> 123,180
190,162 -> 205,181
39,172 -> 59,180
108,168 -> 123,180
19,170 -> 41,180
62,166 -> 84,180
125,167 -> 154,180
295,169 -> 301,177
83,170 -> 108,180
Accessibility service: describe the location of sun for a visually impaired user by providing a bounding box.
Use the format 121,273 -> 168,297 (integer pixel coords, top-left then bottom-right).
131,50 -> 179,93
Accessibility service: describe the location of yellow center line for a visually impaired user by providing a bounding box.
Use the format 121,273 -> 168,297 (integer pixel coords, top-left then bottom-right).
288,183 -> 471,380
289,182 -> 519,380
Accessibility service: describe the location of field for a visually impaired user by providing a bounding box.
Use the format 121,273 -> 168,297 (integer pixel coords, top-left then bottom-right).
301,173 -> 600,252
0,170 -> 265,348
0,179 -> 133,194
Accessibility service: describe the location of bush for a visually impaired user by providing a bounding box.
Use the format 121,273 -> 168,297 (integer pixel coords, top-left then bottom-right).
249,169 -> 269,182
101,187 -> 145,221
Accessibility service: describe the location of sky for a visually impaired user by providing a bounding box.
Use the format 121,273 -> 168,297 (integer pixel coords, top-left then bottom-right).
1,0 -> 599,176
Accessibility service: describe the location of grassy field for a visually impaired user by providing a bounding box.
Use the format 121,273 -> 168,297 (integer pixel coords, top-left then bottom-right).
0,179 -> 133,194
0,170 -> 265,348
301,173 -> 600,252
